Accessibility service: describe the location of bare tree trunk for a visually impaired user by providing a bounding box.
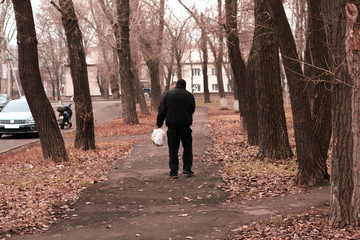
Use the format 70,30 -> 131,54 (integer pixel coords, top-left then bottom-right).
245,43 -> 259,145
225,0 -> 246,129
12,0 -> 68,162
56,0 -> 96,150
132,59 -> 150,115
217,0 -> 227,109
255,0 -> 293,159
304,0 -> 331,174
176,53 -> 183,80
201,14 -> 210,103
327,1 -> 359,227
145,58 -> 162,110
140,0 -> 165,111
266,0 -> 327,185
111,50 -> 120,99
116,0 -> 138,124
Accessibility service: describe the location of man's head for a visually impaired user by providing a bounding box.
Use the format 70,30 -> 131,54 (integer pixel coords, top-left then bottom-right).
176,79 -> 186,88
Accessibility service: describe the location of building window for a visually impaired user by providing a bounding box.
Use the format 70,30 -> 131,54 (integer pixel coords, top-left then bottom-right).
212,84 -> 218,91
192,68 -> 200,76
212,68 -> 216,76
227,84 -> 232,92
193,84 -> 201,92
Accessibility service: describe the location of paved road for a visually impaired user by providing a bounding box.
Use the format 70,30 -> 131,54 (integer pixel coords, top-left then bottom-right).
0,100 -> 122,153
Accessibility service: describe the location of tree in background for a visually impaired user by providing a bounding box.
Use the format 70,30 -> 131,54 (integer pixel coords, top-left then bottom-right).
304,0 -> 331,176
139,0 -> 165,111
11,0 -> 68,162
36,3 -> 67,101
224,0 -> 247,129
179,0 -> 229,108
162,14 -> 191,92
257,0 -> 292,159
116,0 -> 139,123
266,0 -> 328,185
53,0 -> 96,150
0,1 -> 15,95
200,13 -> 210,103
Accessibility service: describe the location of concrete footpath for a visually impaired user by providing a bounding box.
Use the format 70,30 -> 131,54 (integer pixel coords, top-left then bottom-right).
10,107 -> 330,240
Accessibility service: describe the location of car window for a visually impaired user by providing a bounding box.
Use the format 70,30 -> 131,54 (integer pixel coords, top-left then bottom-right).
2,101 -> 30,113
0,95 -> 7,101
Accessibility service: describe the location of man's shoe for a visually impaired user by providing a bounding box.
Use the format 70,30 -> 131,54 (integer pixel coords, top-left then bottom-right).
183,170 -> 194,177
170,172 -> 178,179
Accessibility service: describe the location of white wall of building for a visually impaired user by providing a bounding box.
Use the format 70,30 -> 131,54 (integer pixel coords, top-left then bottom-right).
171,62 -> 232,94
64,48 -> 233,97
64,65 -> 101,97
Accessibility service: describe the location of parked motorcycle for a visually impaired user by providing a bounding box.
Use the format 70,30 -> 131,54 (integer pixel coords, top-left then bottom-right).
56,103 -> 72,129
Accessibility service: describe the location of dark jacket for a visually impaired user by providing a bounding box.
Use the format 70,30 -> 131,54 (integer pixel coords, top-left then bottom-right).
156,86 -> 195,128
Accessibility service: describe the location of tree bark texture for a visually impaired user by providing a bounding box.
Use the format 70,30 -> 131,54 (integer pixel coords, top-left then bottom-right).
217,0 -> 227,109
12,0 -> 68,162
347,2 -> 360,227
140,0 -> 165,111
304,0 -> 331,176
326,1 -> 358,227
176,53 -> 183,80
255,0 -> 293,159
116,0 -> 139,124
200,19 -> 210,103
132,59 -> 150,115
111,49 -> 120,99
245,43 -> 259,145
224,0 -> 247,120
266,0 -> 327,185
58,0 -> 95,150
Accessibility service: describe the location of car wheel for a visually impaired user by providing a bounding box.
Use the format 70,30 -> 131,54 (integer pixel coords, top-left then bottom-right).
0,134 -> 2,138
143,91 -> 150,98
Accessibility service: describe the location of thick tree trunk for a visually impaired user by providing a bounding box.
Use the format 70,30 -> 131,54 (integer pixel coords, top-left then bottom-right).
145,58 -> 162,111
327,1 -> 359,227
12,0 -> 68,162
58,0 -> 95,150
116,0 -> 138,124
255,0 -> 293,159
266,0 -> 327,185
245,43 -> 259,145
304,0 -> 331,174
225,0 -> 247,128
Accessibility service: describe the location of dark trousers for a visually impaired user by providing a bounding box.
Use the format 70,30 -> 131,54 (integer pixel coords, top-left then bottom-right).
167,126 -> 193,174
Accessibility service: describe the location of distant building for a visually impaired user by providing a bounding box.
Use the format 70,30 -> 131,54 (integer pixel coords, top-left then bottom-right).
63,47 -> 233,97
64,48 -> 101,97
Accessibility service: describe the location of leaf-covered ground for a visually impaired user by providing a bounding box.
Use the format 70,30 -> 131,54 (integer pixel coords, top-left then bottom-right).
0,113 -> 155,235
1,98 -> 360,239
208,110 -> 302,200
202,98 -> 360,239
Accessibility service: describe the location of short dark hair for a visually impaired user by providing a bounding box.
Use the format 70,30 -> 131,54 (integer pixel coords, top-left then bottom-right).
176,79 -> 186,88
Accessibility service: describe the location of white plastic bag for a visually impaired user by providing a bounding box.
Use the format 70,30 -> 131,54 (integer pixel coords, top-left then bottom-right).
151,128 -> 165,146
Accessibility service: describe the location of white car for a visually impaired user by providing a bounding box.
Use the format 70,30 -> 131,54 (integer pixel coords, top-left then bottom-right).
0,98 -> 37,138
0,94 -> 11,111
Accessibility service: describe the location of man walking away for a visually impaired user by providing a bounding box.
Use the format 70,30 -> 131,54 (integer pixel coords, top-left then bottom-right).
156,79 -> 196,178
